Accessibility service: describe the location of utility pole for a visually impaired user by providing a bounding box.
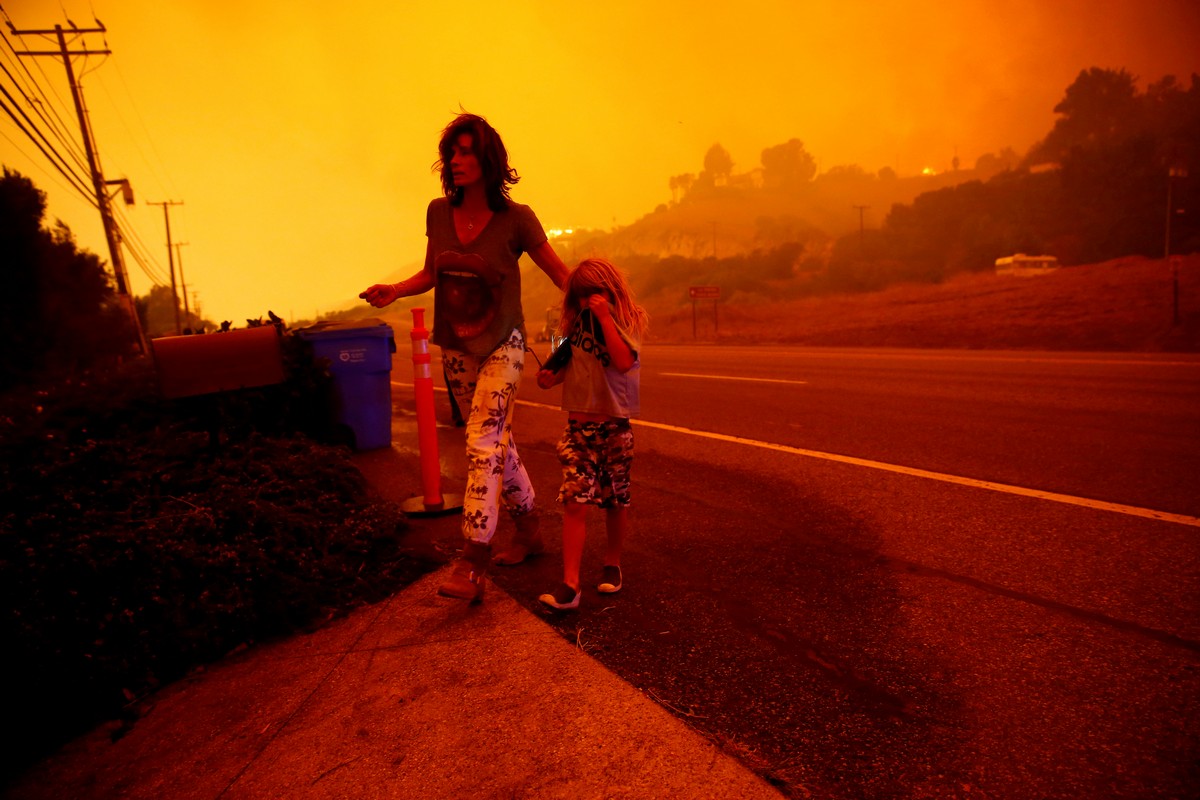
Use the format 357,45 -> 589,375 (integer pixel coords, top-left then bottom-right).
11,20 -> 146,351
174,242 -> 191,329
852,205 -> 870,251
1165,164 -> 1188,326
149,200 -> 184,335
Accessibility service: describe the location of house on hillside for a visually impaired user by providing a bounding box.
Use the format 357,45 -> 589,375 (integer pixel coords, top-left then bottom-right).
995,254 -> 1059,276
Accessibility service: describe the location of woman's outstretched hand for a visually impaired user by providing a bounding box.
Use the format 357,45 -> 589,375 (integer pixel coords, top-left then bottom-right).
360,283 -> 400,308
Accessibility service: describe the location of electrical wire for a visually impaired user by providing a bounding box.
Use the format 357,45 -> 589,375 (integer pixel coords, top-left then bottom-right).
117,234 -> 170,288
0,91 -> 94,200
112,204 -> 170,286
0,36 -> 83,153
0,32 -> 92,174
3,28 -> 84,144
96,59 -> 179,200
0,66 -> 92,186
0,5 -> 183,301
0,57 -> 90,177
0,125 -> 96,207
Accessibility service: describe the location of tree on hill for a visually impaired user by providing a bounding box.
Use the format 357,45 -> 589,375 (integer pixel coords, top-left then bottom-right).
0,169 -> 137,388
819,164 -> 870,182
669,172 -> 695,203
702,143 -> 734,186
1027,67 -> 1144,166
761,139 -> 817,188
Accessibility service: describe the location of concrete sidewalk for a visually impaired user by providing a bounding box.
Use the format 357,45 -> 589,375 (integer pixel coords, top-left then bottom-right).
8,564 -> 784,799
7,430 -> 785,798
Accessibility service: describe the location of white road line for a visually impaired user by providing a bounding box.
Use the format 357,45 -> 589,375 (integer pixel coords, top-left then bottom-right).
392,383 -> 1198,527
651,348 -> 1200,368
511,398 -> 1200,528
660,372 -> 808,385
392,381 -> 445,391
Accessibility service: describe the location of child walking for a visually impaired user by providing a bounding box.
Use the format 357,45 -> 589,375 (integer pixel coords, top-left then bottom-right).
535,258 -> 649,610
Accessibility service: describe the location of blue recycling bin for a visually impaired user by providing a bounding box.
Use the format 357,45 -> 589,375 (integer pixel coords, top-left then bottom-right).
296,318 -> 396,450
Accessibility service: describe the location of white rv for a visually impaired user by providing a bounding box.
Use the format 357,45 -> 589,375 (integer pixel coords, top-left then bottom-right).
995,254 -> 1059,276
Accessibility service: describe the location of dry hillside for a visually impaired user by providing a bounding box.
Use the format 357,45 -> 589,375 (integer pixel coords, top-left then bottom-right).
647,255 -> 1199,351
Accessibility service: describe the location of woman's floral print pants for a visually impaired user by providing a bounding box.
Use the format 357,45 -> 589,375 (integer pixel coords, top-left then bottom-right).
441,330 -> 536,544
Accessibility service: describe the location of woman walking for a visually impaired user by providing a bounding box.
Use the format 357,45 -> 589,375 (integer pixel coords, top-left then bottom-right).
361,112 -> 568,602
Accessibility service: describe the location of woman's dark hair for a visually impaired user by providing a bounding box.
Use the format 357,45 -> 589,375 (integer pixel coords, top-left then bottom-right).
435,113 -> 519,211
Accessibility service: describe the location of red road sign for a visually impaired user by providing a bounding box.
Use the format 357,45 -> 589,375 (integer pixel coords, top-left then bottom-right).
689,286 -> 720,299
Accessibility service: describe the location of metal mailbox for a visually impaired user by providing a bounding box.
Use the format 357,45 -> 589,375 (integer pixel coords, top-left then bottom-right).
151,326 -> 286,400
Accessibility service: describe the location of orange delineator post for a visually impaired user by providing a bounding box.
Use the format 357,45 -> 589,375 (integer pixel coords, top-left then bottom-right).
409,308 -> 444,507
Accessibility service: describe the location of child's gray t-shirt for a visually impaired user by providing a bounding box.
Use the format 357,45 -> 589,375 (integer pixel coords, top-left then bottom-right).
559,309 -> 641,418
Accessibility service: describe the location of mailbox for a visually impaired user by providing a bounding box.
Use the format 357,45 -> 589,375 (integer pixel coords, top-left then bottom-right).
151,326 -> 286,400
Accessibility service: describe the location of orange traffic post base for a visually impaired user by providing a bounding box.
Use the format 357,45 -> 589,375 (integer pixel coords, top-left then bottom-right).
400,307 -> 463,517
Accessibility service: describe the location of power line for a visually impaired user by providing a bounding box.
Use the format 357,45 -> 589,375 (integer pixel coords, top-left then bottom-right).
0,37 -> 90,172
8,14 -> 145,352
97,53 -> 178,200
111,205 -> 169,286
3,6 -> 190,345
0,80 -> 93,199
119,236 -> 170,287
1,24 -> 91,146
2,21 -> 104,203
0,57 -> 90,177
0,125 -> 95,205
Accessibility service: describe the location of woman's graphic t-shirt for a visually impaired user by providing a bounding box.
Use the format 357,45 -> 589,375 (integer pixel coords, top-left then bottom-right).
424,197 -> 547,356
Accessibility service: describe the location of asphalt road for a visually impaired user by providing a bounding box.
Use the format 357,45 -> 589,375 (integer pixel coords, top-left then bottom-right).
411,344 -> 1200,800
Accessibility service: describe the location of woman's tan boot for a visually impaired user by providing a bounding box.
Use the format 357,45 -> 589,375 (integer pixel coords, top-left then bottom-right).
437,540 -> 492,602
493,510 -> 544,566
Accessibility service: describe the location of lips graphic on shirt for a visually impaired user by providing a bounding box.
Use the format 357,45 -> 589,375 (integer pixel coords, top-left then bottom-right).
435,250 -> 503,341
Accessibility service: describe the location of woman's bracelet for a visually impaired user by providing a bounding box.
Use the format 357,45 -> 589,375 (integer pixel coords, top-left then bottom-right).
393,281 -> 406,296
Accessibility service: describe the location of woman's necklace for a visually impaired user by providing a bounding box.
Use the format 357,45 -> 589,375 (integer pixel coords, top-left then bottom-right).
458,206 -> 476,231
461,205 -> 488,232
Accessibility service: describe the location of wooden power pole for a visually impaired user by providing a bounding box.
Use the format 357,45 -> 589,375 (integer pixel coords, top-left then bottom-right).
10,20 -> 146,351
149,201 -> 184,335
174,242 -> 191,329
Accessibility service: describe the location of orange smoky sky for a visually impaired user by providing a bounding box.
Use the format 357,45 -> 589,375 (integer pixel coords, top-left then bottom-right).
2,0 -> 1198,325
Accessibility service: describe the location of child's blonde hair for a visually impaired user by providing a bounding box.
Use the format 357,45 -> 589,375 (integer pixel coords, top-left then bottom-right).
559,258 -> 649,340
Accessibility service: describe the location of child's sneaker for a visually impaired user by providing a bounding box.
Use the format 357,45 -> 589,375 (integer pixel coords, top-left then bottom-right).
597,565 -> 622,594
539,583 -> 581,610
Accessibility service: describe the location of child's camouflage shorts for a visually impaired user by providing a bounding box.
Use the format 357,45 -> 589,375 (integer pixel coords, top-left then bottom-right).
556,418 -> 634,508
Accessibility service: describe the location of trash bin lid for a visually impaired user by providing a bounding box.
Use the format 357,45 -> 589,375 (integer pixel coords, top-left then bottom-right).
295,318 -> 394,340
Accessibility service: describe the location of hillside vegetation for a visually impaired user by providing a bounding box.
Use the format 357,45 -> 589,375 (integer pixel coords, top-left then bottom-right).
648,255 -> 1199,352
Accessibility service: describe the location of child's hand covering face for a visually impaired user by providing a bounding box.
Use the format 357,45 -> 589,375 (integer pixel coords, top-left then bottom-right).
586,293 -> 612,319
